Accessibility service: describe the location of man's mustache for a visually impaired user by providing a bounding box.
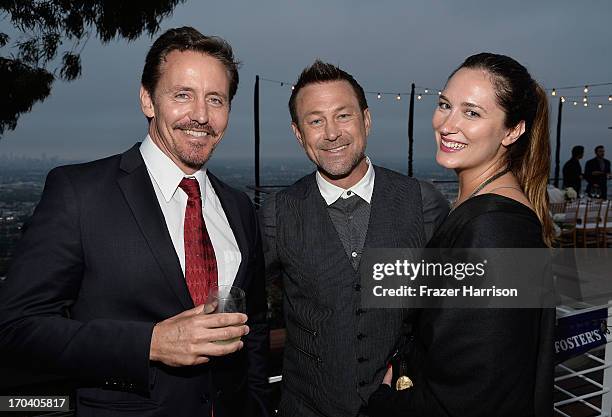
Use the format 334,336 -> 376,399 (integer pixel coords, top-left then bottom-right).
174,122 -> 217,137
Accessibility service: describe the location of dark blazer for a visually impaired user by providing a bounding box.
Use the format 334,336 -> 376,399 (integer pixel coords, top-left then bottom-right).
584,157 -> 611,198
561,158 -> 582,194
262,166 -> 449,417
0,144 -> 269,417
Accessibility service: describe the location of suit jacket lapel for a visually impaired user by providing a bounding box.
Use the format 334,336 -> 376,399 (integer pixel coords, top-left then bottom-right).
117,144 -> 192,310
207,172 -> 250,289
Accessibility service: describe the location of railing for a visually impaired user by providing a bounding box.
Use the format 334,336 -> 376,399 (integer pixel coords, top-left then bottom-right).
555,303 -> 612,416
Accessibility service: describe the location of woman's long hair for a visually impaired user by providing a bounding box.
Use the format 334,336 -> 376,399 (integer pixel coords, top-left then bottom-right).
453,53 -> 554,246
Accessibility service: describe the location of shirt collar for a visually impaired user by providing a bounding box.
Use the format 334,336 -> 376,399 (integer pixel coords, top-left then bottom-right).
140,135 -> 208,202
316,157 -> 375,205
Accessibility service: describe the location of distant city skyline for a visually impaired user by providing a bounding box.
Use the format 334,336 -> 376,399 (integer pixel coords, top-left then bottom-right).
1,1 -> 612,165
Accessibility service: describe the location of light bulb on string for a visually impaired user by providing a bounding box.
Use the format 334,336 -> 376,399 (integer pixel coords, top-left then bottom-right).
598,104 -> 603,109
608,95 -> 612,101
417,94 -> 422,100
583,96 -> 588,102
291,85 -> 295,90
584,86 -> 589,93
396,94 -> 401,100
377,93 -> 381,99
424,89 -> 429,93
561,96 -> 566,103
584,102 -> 588,107
438,91 -> 442,95
551,89 -> 556,96
573,101 -> 578,106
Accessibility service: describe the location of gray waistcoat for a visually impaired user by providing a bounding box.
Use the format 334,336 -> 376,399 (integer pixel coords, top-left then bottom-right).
276,166 -> 426,417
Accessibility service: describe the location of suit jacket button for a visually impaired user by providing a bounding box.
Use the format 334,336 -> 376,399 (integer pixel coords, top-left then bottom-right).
357,357 -> 368,363
354,284 -> 361,291
357,333 -> 366,340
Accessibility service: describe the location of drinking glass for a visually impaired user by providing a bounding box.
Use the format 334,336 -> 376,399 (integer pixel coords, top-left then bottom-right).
205,285 -> 246,344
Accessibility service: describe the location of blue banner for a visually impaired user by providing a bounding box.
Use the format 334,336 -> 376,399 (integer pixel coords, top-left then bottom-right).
555,308 -> 608,364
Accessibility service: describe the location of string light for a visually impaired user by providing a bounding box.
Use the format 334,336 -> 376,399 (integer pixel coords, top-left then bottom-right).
259,78 -> 612,113
545,82 -> 612,97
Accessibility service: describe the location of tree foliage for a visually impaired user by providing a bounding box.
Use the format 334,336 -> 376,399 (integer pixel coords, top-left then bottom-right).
0,0 -> 185,137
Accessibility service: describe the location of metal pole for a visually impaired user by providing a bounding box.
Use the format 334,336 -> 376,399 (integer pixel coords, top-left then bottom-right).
408,83 -> 415,177
254,75 -> 261,205
554,97 -> 563,188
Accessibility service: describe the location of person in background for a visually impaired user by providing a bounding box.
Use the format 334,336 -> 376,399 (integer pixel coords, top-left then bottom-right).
368,52 -> 555,417
0,27 -> 269,417
261,60 -> 449,417
562,145 -> 584,195
585,145 -> 611,199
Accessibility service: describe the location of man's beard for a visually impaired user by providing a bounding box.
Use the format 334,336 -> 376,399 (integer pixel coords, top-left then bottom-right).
177,140 -> 217,170
318,150 -> 365,179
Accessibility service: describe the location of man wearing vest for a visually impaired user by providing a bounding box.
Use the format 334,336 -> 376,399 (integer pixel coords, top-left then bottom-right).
261,61 -> 449,416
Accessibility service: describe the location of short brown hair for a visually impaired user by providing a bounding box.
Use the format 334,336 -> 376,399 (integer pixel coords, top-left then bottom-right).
288,60 -> 368,124
141,26 -> 240,102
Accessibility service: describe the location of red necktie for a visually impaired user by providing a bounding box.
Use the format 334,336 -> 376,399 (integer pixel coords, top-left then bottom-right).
179,178 -> 218,306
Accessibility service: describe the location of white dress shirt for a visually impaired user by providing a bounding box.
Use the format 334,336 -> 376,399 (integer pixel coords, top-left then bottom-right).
316,156 -> 375,205
140,135 -> 241,287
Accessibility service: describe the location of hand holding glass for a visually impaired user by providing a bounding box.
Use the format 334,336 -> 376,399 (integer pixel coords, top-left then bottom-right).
204,285 -> 247,344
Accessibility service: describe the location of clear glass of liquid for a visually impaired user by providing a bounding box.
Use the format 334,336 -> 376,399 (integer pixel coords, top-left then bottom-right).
205,285 -> 246,344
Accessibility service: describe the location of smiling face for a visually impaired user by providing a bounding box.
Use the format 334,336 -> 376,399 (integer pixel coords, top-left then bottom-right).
291,80 -> 371,188
140,50 -> 230,174
432,67 -> 525,177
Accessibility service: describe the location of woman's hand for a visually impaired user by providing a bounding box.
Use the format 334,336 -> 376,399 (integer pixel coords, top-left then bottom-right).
383,365 -> 393,386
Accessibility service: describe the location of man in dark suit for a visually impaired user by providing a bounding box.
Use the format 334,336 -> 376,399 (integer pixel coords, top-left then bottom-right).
261,61 -> 449,416
0,27 -> 269,417
562,145 -> 583,194
584,145 -> 611,199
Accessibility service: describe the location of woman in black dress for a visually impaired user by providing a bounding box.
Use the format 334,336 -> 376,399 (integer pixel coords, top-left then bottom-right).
368,53 -> 555,417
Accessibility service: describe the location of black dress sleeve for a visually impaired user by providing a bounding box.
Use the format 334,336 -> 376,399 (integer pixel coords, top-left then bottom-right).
418,180 -> 451,243
368,206 -> 554,417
